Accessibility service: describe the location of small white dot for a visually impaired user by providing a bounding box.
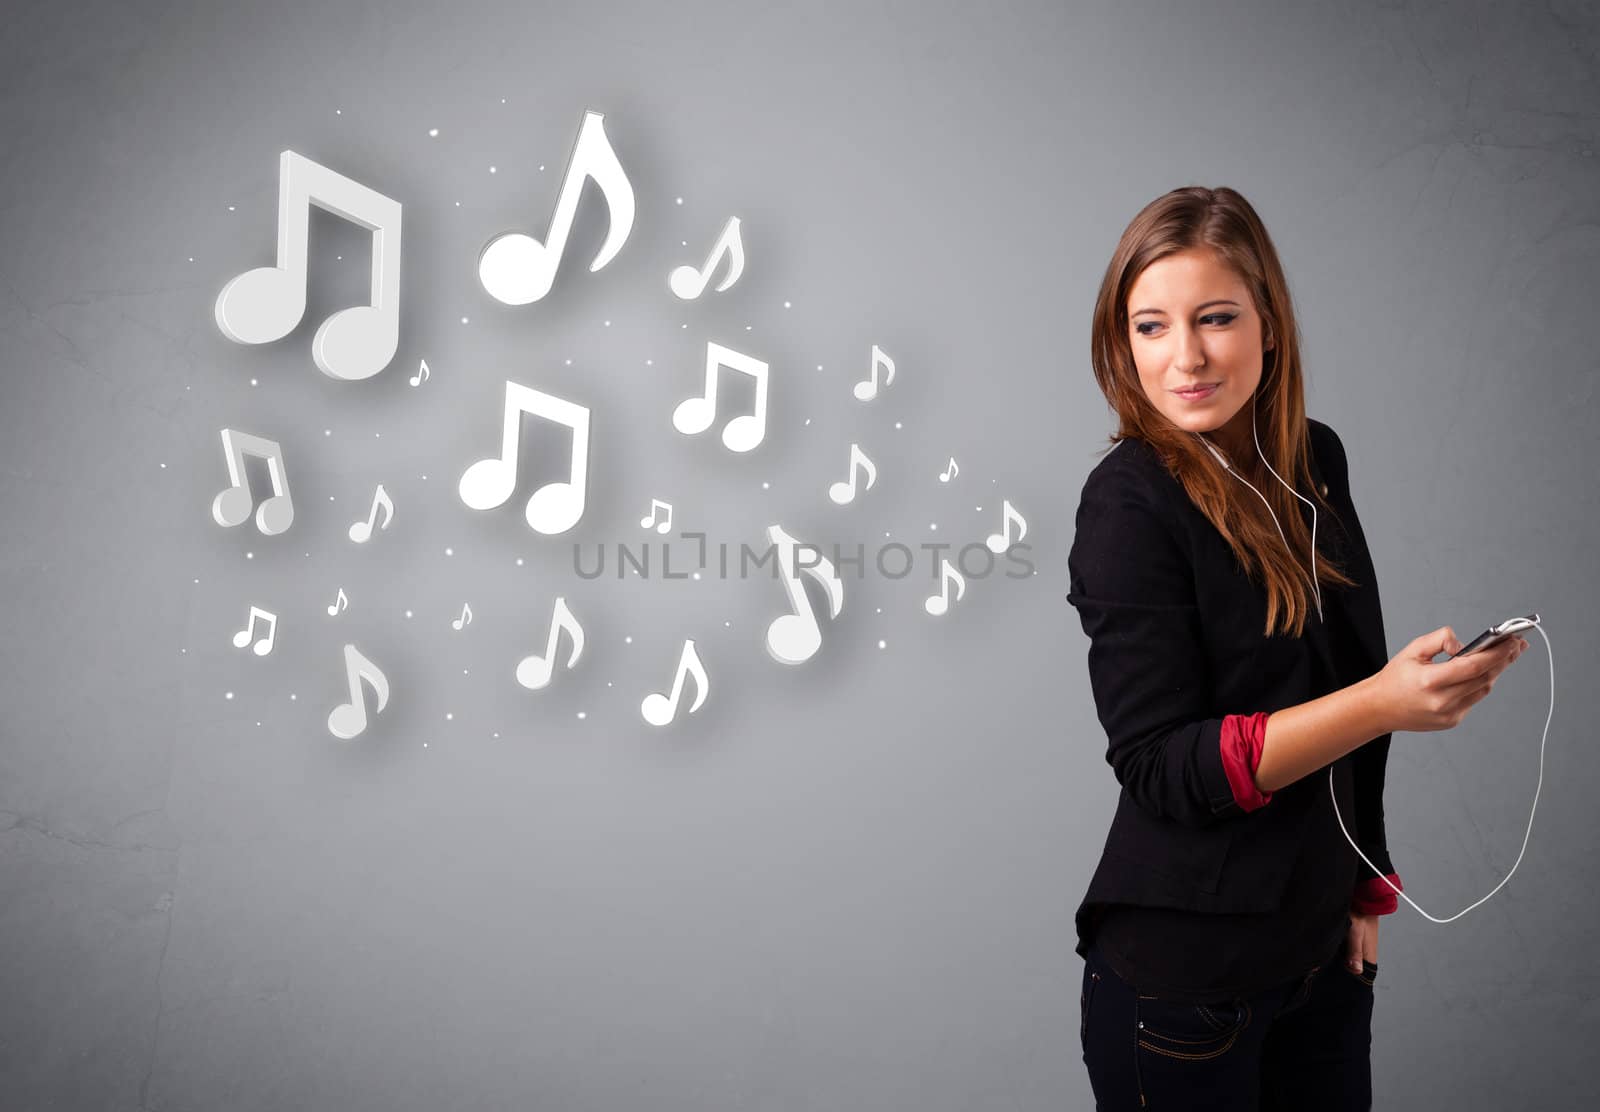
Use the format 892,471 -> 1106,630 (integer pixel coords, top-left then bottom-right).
501,98 -> 507,104
624,635 -> 632,644
256,722 -> 261,727
692,572 -> 701,580
675,196 -> 683,204
538,164 -> 544,171
745,324 -> 752,330
804,418 -> 810,426
227,205 -> 235,212
193,578 -> 199,584
421,475 -> 427,481
446,713 -> 453,721
463,669 -> 469,675
336,255 -> 342,261
445,547 -> 453,556
816,364 -> 823,371
895,421 -> 903,429
246,552 -> 254,559
374,432 -> 380,438
423,742 -> 428,748
489,165 -> 497,173
493,732 -> 500,739
180,648 -> 186,654
249,378 -> 257,386
724,620 -> 731,627
290,694 -> 297,701
930,523 -> 938,531
603,319 -> 610,327
159,462 -> 167,469
975,506 -> 982,512
606,682 -> 613,688
762,481 -> 770,489
324,429 -> 331,436
428,127 -> 439,137
405,609 -> 413,618
876,607 -> 882,614
577,712 -> 587,720
681,240 -> 688,247
681,323 -> 688,329
565,358 -> 572,365
335,108 -> 341,115
645,359 -> 652,366
187,256 -> 194,263
455,201 -> 461,207
461,316 -> 469,324
784,301 -> 791,308
328,495 -> 334,501
516,558 -> 524,566
879,640 -> 887,649
225,691 -> 234,700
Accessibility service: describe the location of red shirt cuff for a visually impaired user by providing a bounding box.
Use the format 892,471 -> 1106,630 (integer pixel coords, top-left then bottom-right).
1352,873 -> 1404,916
1219,711 -> 1273,812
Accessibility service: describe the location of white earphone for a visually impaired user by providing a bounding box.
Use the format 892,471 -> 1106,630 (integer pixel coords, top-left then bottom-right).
1195,393 -> 1550,923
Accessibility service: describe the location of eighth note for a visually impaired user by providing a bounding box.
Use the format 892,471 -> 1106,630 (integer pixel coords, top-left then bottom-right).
327,587 -> 348,617
669,216 -> 745,299
640,498 -> 673,533
478,108 -> 636,306
452,603 -> 473,631
924,559 -> 966,617
640,639 -> 709,727
231,605 -> 278,656
348,483 -> 394,543
985,498 -> 1028,554
327,643 -> 389,741
409,358 -> 430,387
516,596 -> 584,691
939,457 -> 959,483
828,443 -> 878,505
853,343 -> 896,402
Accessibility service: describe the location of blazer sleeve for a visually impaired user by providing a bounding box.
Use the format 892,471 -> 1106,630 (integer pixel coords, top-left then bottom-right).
1067,455 -> 1271,830
1320,424 -> 1404,915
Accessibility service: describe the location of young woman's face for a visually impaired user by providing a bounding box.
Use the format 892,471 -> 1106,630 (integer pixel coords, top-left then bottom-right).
1125,247 -> 1273,460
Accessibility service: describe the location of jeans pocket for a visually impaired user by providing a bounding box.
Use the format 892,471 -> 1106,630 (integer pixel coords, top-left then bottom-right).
1080,967 -> 1101,1045
1135,994 -> 1252,1061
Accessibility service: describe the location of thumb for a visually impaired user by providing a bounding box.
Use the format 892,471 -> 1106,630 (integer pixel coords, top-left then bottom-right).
1347,923 -> 1363,972
1417,625 -> 1461,660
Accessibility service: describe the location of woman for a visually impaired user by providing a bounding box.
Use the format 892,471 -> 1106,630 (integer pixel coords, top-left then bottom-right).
1067,186 -> 1528,1110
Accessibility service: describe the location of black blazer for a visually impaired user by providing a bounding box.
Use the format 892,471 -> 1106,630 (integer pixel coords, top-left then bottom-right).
1065,418 -> 1397,950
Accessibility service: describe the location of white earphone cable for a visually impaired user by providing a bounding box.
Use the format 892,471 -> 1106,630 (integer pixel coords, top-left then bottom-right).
1195,394 -> 1549,922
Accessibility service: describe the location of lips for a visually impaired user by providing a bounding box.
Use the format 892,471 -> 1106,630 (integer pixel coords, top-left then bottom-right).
1172,383 -> 1220,399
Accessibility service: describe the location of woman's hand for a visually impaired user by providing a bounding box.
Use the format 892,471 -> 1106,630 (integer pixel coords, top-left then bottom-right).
1347,911 -> 1379,973
1370,626 -> 1528,734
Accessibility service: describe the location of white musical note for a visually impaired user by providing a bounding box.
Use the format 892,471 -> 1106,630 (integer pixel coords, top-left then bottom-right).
516,596 -> 585,691
214,150 -> 402,381
640,639 -> 709,726
669,216 -> 745,299
409,358 -> 430,387
640,498 -> 673,533
939,457 -> 959,483
326,587 -> 348,617
231,605 -> 277,656
853,343 -> 896,402
348,483 -> 394,543
924,559 -> 966,617
211,428 -> 294,536
985,499 -> 1028,554
672,341 -> 769,453
478,109 -> 636,306
452,602 -> 473,631
828,443 -> 878,505
459,380 -> 592,535
764,523 -> 845,665
327,643 -> 390,740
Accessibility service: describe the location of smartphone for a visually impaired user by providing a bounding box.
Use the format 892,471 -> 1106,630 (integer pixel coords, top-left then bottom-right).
1447,613 -> 1540,659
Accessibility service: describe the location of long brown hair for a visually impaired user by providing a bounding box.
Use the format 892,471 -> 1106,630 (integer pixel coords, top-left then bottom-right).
1088,185 -> 1357,639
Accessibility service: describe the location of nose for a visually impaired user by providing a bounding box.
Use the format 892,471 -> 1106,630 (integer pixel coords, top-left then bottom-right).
1172,323 -> 1205,374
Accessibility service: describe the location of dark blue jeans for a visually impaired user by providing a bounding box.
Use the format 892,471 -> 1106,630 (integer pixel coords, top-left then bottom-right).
1079,931 -> 1377,1110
